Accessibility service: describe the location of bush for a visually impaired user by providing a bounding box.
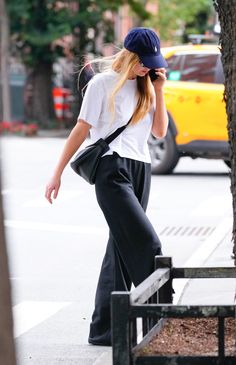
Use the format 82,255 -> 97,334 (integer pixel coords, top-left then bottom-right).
0,122 -> 38,136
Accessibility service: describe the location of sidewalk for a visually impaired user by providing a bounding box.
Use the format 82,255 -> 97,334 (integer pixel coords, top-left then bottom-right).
89,217 -> 236,365
179,227 -> 236,305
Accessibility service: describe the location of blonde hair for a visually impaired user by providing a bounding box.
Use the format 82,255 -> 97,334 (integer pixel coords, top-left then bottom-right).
78,49 -> 154,124
78,54 -> 113,96
111,49 -> 154,124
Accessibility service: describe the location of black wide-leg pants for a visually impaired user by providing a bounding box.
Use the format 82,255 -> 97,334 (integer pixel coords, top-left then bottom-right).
88,153 -> 162,345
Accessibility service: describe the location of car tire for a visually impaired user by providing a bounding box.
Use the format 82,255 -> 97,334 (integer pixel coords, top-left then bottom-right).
148,129 -> 179,174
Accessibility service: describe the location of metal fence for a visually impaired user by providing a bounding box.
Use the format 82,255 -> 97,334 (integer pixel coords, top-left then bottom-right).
111,256 -> 236,365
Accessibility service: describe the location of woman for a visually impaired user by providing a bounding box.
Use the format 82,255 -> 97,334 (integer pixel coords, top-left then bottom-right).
45,27 -> 168,346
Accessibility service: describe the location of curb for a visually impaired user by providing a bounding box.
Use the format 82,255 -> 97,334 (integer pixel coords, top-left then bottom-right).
37,129 -> 71,138
173,216 -> 233,304
92,350 -> 112,365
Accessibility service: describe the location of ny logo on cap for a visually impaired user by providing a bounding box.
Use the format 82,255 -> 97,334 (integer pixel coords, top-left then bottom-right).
154,46 -> 157,52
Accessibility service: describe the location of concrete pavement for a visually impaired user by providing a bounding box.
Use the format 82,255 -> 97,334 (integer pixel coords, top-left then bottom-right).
179,223 -> 236,305
2,134 -> 233,364
84,216 -> 236,365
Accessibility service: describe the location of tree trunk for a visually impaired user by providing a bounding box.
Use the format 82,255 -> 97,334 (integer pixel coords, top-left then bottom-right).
0,0 -> 11,121
24,62 -> 55,128
0,167 -> 16,365
214,0 -> 236,262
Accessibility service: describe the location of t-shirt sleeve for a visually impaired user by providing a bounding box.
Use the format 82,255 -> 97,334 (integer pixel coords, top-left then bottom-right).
77,75 -> 104,127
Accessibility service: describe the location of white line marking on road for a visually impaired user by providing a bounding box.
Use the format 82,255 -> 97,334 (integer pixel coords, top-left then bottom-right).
2,188 -> 85,207
4,220 -> 107,235
2,189 -> 38,194
13,301 -> 71,338
173,216 -> 233,304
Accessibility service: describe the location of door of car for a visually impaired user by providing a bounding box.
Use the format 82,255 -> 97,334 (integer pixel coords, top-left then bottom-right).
164,51 -> 227,146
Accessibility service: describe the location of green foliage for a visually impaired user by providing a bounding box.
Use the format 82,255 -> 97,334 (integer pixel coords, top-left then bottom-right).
127,0 -> 150,21
7,0 -> 150,67
145,0 -> 213,43
7,0 -> 151,124
8,0 -> 74,65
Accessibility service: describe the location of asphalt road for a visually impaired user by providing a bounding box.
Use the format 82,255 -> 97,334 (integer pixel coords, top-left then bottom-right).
0,135 -> 232,365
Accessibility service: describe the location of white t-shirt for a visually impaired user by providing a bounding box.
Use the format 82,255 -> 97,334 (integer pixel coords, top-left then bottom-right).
78,69 -> 155,163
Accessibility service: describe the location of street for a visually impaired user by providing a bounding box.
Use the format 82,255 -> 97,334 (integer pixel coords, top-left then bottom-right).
0,135 -> 232,365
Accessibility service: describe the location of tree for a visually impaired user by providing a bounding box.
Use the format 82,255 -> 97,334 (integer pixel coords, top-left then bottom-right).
0,6 -> 17,363
213,0 -> 236,262
7,1 -> 150,127
145,0 -> 212,42
0,167 -> 16,365
0,0 -> 11,122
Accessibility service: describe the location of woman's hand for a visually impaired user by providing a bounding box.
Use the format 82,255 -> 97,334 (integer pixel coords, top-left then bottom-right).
152,68 -> 167,90
45,176 -> 61,204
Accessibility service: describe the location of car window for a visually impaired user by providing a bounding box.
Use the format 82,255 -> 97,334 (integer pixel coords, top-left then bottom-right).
180,54 -> 218,83
166,55 -> 184,81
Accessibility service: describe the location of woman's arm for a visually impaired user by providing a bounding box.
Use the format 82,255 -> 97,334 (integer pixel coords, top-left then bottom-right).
45,119 -> 91,204
151,68 -> 169,138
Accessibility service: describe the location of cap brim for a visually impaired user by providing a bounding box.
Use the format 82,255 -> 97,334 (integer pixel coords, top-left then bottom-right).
140,54 -> 168,69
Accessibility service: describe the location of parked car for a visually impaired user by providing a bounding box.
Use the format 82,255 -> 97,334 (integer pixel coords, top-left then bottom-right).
148,44 -> 229,174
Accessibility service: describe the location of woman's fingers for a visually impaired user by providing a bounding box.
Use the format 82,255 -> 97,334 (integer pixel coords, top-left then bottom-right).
45,180 -> 60,204
45,186 -> 53,204
155,68 -> 167,80
156,68 -> 166,74
53,185 -> 59,199
152,68 -> 167,90
156,73 -> 166,81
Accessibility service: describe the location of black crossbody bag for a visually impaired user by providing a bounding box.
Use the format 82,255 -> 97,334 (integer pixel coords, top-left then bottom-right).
70,117 -> 132,184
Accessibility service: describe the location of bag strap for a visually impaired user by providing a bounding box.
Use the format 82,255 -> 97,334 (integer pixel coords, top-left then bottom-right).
104,115 -> 132,145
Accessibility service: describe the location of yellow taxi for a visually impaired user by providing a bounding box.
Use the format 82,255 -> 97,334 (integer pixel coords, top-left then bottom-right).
148,44 -> 229,174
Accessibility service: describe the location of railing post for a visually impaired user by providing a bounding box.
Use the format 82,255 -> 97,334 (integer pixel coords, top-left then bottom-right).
111,292 -> 131,365
155,256 -> 173,304
218,317 -> 225,363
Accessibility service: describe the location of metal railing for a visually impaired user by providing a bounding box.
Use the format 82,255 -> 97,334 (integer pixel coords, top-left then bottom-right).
111,256 -> 236,365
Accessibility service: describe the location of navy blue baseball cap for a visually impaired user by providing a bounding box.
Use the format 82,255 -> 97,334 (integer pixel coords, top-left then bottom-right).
124,27 -> 168,69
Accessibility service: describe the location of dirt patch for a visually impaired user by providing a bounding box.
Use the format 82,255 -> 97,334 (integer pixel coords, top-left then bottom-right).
140,318 -> 236,356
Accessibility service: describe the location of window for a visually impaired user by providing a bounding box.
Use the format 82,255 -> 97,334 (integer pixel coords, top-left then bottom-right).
180,54 -> 218,83
166,55 -> 184,81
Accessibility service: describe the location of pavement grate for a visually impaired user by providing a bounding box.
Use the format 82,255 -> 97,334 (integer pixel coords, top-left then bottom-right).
159,226 -> 216,237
